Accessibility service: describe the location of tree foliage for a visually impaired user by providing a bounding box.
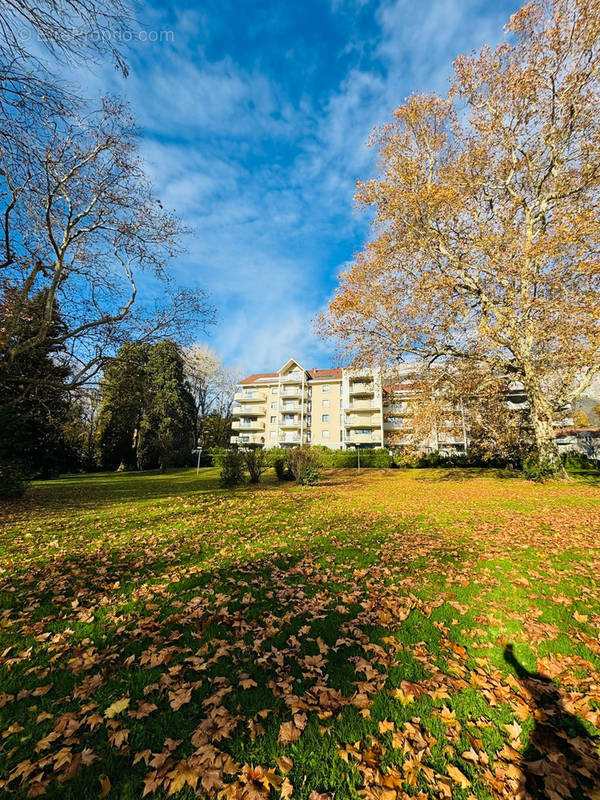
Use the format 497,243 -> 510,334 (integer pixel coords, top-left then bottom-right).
98,341 -> 195,471
0,289 -> 76,481
320,0 -> 600,475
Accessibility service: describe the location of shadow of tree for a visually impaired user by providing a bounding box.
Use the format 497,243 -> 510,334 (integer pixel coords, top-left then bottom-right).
503,644 -> 600,798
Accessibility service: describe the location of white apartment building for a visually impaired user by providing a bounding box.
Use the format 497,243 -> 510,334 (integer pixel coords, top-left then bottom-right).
230,358 -> 468,451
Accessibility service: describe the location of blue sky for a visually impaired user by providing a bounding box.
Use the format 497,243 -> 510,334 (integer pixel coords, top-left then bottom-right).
73,0 -> 521,374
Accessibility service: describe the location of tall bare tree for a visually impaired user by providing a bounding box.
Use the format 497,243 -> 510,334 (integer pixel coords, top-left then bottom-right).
0,98 -> 213,388
320,0 -> 600,475
183,344 -> 241,445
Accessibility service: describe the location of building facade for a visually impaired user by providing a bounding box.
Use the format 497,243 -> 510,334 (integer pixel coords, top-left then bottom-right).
231,358 -> 600,455
230,358 -> 468,451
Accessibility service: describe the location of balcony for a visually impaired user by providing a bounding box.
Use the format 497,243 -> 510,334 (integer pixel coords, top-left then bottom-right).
232,420 -> 265,432
232,405 -> 265,417
349,382 -> 375,396
231,434 -> 265,446
280,373 -> 304,384
234,390 -> 266,403
345,418 -> 381,430
280,402 -> 302,412
280,418 -> 301,429
345,432 -> 382,445
279,434 -> 301,444
280,386 -> 305,399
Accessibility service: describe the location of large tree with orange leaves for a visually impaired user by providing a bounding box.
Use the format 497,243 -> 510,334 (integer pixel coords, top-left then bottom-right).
320,0 -> 600,474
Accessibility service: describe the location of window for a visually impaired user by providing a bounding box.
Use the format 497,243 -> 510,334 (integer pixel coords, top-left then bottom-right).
322,414 -> 329,422
271,387 -> 278,394
322,429 -> 330,438
340,398 -> 343,408
271,402 -> 277,409
356,428 -> 371,435
307,415 -> 311,425
270,416 -> 276,423
270,431 -> 276,439
244,390 -> 255,398
322,385 -> 330,392
322,399 -> 330,409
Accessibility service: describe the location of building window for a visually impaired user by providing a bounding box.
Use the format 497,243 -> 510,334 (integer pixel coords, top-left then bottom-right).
270,416 -> 276,423
355,428 -> 371,435
322,385 -> 330,392
270,431 -> 276,439
272,387 -> 278,394
271,402 -> 277,409
322,399 -> 330,408
244,390 -> 255,398
322,414 -> 329,422
340,398 -> 343,408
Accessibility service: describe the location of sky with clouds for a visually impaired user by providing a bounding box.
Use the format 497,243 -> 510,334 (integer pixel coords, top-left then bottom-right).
71,0 -> 522,374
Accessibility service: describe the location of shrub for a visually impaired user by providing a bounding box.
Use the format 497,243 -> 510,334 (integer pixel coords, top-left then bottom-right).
243,448 -> 269,484
563,451 -> 597,472
285,445 -> 323,485
522,452 -> 557,482
0,463 -> 30,499
217,448 -> 246,487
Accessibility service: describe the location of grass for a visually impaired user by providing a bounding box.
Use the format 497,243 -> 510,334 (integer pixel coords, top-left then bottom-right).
1,466 -> 600,799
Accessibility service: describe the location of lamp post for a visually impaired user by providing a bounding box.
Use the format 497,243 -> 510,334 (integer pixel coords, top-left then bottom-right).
192,447 -> 202,475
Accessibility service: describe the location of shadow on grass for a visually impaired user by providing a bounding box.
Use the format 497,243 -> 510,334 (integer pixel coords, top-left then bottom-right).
503,644 -> 600,797
413,467 -> 523,482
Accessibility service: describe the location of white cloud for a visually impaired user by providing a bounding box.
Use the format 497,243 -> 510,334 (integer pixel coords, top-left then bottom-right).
54,0 -> 519,374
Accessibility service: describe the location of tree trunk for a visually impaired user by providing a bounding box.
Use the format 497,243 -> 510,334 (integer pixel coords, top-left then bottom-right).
525,380 -> 566,477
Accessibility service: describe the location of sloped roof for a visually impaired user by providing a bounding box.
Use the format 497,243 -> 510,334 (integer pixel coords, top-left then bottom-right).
239,372 -> 278,385
239,367 -> 343,385
308,368 -> 342,380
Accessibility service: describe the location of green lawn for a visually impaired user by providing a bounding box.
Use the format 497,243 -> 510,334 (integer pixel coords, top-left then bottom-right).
1,467 -> 600,800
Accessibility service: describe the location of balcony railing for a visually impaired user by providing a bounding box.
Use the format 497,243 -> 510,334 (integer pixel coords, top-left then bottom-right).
349,382 -> 375,396
234,390 -> 266,403
345,432 -> 382,443
280,402 -> 302,412
232,420 -> 265,432
279,419 -> 301,429
232,405 -> 265,417
280,374 -> 304,383
230,434 -> 265,446
278,434 -> 301,444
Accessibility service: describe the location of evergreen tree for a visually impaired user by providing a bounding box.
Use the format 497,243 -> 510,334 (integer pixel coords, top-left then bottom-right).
140,341 -> 196,472
98,340 -> 195,471
97,343 -> 149,470
0,290 -> 73,482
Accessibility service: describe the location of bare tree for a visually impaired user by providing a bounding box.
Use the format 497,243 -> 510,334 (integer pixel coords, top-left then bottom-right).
183,344 -> 241,444
0,0 -> 132,74
0,98 -> 213,389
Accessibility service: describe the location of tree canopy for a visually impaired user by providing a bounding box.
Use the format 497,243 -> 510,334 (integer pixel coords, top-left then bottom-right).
320,0 -> 600,473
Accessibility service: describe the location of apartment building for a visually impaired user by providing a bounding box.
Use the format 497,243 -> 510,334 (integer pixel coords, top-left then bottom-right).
230,358 -> 459,450
231,358 -> 600,455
